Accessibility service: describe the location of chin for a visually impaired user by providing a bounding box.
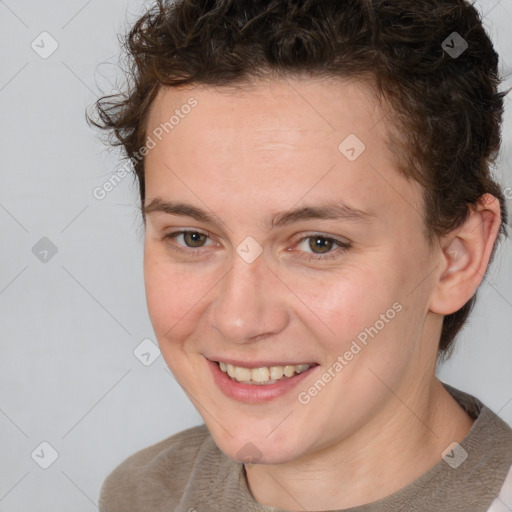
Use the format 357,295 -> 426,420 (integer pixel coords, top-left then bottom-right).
207,421 -> 303,465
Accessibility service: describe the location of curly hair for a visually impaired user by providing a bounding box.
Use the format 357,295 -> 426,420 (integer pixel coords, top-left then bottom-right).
87,0 -> 508,357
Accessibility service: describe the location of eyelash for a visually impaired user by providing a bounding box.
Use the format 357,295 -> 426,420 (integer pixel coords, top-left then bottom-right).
160,230 -> 351,261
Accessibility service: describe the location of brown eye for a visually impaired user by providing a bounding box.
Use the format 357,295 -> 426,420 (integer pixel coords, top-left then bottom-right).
294,234 -> 351,262
162,230 -> 213,251
308,236 -> 334,254
183,231 -> 207,247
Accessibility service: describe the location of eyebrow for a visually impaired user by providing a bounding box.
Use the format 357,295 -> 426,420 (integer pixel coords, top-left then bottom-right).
143,198 -> 375,228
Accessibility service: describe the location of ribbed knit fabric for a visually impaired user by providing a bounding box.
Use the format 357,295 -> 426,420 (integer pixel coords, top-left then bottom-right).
99,384 -> 512,512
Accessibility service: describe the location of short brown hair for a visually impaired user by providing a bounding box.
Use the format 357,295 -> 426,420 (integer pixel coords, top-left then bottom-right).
87,0 -> 509,356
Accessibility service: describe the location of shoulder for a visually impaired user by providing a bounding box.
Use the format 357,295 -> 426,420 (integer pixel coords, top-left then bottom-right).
487,464 -> 512,511
444,384 -> 512,509
98,424 -> 212,512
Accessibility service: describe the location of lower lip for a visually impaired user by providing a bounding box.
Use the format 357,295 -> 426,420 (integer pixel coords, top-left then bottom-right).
206,359 -> 318,403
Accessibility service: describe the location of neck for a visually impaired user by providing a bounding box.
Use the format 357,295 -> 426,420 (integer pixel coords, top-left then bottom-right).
244,377 -> 474,511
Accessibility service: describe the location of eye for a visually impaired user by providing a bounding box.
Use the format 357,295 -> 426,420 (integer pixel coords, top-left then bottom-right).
159,230 -> 351,261
294,234 -> 351,260
160,230 -> 215,254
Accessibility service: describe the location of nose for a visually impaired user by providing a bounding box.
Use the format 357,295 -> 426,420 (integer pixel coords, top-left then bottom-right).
208,253 -> 289,343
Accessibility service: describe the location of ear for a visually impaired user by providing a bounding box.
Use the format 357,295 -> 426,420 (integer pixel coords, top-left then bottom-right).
429,194 -> 502,315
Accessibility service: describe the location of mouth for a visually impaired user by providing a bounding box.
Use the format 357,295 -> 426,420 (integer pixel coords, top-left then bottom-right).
213,360 -> 318,386
205,356 -> 320,403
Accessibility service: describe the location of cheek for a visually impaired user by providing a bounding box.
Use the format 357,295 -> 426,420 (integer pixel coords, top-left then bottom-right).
292,253 -> 422,379
143,246 -> 212,341
288,264 -> 394,347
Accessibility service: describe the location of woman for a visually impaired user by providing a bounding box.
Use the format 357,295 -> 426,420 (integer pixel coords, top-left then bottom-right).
88,0 -> 512,510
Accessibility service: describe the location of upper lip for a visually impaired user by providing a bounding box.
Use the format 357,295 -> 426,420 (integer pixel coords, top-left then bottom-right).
205,356 -> 318,369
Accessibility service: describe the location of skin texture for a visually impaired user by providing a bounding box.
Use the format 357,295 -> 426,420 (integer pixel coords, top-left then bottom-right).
142,77 -> 500,511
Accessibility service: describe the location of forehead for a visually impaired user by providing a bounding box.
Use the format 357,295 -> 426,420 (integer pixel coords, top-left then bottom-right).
146,77 -> 387,143
143,77 -> 422,228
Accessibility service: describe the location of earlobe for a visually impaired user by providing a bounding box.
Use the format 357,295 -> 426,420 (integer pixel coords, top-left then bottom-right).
429,194 -> 502,315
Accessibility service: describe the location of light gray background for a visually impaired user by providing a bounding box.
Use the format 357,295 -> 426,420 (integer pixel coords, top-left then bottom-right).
0,1 -> 511,510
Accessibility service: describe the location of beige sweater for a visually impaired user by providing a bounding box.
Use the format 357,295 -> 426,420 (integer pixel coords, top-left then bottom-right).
99,384 -> 512,512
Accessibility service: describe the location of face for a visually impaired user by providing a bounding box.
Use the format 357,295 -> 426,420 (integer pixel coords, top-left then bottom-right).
142,77 -> 442,465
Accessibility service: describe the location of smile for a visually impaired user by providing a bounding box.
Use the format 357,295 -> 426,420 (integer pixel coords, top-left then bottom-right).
216,361 -> 315,385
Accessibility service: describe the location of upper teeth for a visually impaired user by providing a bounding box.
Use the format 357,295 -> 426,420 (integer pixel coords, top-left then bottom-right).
218,362 -> 312,384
